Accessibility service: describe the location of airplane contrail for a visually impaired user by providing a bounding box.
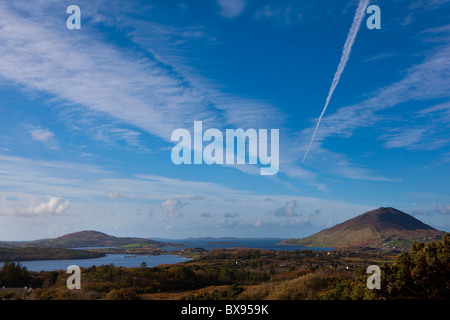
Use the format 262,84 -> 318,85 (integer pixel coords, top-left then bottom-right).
302,0 -> 369,164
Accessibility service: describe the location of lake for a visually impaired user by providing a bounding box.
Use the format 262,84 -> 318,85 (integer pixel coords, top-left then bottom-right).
0,254 -> 191,272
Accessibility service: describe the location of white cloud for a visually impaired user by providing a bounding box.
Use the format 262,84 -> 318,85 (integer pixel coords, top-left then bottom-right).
271,199 -> 299,217
160,198 -> 187,218
31,128 -> 54,142
215,217 -> 240,228
29,126 -> 58,150
3,197 -> 70,217
436,204 -> 450,215
253,220 -> 263,227
106,192 -> 127,199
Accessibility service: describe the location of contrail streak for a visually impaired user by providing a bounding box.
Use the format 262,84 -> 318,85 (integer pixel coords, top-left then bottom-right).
302,0 -> 369,164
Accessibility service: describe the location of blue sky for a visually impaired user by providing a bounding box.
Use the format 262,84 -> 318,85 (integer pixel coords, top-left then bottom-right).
0,0 -> 449,240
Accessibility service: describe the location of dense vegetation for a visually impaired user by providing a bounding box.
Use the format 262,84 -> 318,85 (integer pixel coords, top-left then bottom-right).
0,233 -> 448,300
0,247 -> 104,261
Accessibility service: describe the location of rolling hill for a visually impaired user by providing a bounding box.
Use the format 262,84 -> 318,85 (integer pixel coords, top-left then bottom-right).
280,207 -> 446,250
1,230 -> 182,249
0,247 -> 104,262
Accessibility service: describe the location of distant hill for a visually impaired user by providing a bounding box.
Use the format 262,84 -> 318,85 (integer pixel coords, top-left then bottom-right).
280,207 -> 446,250
4,230 -> 182,249
0,247 -> 104,262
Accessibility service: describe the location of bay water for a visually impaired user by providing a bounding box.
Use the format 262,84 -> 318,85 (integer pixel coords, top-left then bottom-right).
0,238 -> 332,272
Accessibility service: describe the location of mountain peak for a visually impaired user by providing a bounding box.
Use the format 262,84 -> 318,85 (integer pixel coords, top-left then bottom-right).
59,230 -> 113,239
357,207 -> 436,231
281,207 -> 445,250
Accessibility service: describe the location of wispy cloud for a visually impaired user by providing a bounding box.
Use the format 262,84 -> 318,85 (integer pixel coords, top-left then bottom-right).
380,128 -> 427,149
418,101 -> 450,122
0,153 -> 374,233
0,2 -> 210,140
31,128 -> 54,142
93,127 -> 146,150
106,192 -> 127,199
217,0 -> 247,18
254,4 -> 303,26
379,126 -> 448,151
0,1 -> 290,177
302,146 -> 401,182
201,212 -> 213,218
422,152 -> 450,169
29,126 -> 59,150
361,52 -> 397,62
436,204 -> 450,215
